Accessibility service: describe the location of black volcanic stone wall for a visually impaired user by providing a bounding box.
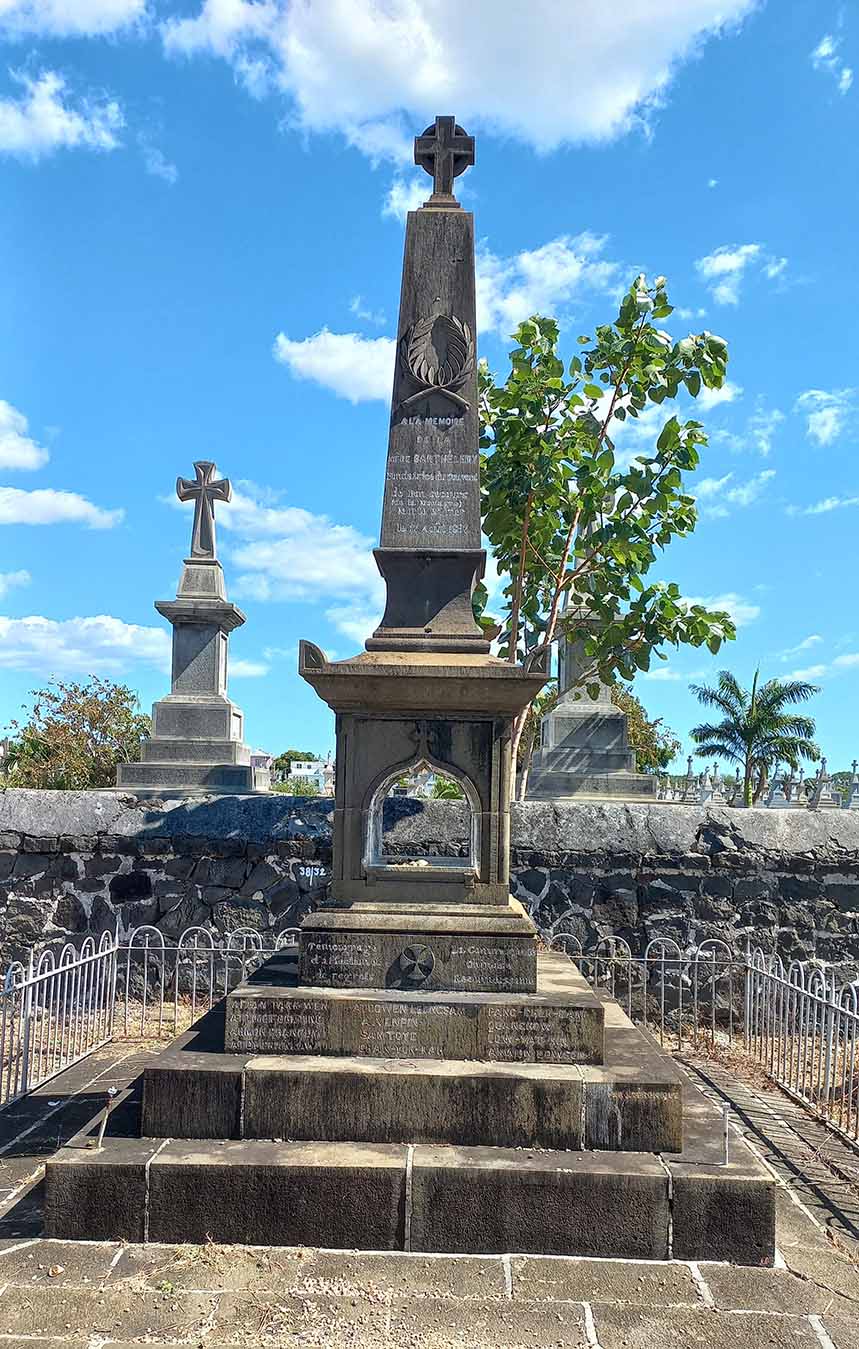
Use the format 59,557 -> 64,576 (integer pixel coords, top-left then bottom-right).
1,790 -> 858,974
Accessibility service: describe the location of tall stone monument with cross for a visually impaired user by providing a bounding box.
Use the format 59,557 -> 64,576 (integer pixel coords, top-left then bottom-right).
295,114 -> 547,987
117,460 -> 266,795
46,115 -> 776,1270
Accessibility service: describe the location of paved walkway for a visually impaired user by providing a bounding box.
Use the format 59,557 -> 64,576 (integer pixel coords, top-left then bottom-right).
0,1041 -> 856,1347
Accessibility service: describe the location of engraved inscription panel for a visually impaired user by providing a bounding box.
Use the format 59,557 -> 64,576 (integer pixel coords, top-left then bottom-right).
303,935 -> 375,989
352,1001 -> 475,1059
226,997 -> 328,1055
382,440 -> 480,549
484,1004 -> 597,1064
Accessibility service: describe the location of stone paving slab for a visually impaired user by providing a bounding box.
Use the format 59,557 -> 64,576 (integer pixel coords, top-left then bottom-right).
823,1318 -> 859,1348
213,1291 -> 391,1346
702,1261 -> 859,1317
509,1253 -> 700,1305
591,1304 -> 823,1347
773,1199 -> 859,1304
385,1295 -> 587,1348
0,1237 -> 119,1286
0,1286 -> 220,1340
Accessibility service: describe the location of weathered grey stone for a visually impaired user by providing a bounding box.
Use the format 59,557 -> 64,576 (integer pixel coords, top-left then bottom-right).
409,1146 -> 670,1258
147,1139 -> 407,1248
670,1163 -> 776,1264
44,1136 -> 164,1241
241,1055 -> 586,1149
226,954 -> 604,1064
142,1049 -> 244,1139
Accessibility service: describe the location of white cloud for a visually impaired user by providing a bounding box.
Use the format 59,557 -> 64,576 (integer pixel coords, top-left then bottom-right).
209,482 -> 383,613
0,0 -> 145,37
0,486 -> 123,528
0,70 -> 123,160
675,306 -> 707,319
695,243 -> 760,304
811,33 -> 853,95
0,568 -> 30,598
747,405 -> 784,457
707,177 -> 718,188
795,388 -> 854,447
780,634 -> 823,661
349,294 -> 385,326
684,592 -> 761,626
161,0 -> 755,157
694,472 -> 733,499
231,657 -> 270,677
139,137 -> 177,183
834,653 -> 859,669
477,232 -> 620,337
695,242 -> 789,305
273,328 -> 394,403
0,400 -> 49,470
382,175 -> 426,222
641,665 -> 701,682
173,479 -> 385,644
788,493 -> 859,517
725,468 -> 775,508
789,663 -> 827,680
0,613 -> 168,674
274,229 -> 623,394
695,380 -> 743,411
697,468 -> 775,517
324,602 -> 382,645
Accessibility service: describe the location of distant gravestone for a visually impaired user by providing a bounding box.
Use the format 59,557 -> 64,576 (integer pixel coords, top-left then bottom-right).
117,460 -> 266,795
765,768 -> 789,808
810,757 -> 841,810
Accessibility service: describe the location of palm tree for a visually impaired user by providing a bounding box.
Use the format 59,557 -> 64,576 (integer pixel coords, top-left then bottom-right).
689,669 -> 820,807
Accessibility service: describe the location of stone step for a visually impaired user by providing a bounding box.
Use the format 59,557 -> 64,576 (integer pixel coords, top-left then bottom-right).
225,951 -> 605,1064
116,761 -> 256,791
44,1132 -> 775,1264
141,1045 -> 681,1152
527,770 -> 657,799
136,737 -> 251,765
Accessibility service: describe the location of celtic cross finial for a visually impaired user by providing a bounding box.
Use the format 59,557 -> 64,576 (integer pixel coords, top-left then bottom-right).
414,116 -> 474,203
176,460 -> 232,561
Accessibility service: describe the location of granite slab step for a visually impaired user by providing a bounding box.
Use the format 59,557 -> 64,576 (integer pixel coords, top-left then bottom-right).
141,1045 -> 682,1151
44,1132 -> 774,1264
225,950 -> 605,1064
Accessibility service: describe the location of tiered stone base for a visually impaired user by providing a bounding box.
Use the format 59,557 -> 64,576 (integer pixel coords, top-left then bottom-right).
43,953 -> 776,1264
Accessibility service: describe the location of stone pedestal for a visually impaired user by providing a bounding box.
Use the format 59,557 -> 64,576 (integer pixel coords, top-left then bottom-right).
528,626 -> 656,800
118,555 -> 265,795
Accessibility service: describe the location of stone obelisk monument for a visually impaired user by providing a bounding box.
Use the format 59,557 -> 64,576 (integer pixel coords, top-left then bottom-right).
118,460 -> 266,795
296,116 -> 548,993
368,117 -> 485,652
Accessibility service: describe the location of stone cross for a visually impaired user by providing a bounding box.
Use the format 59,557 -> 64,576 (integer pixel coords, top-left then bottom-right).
176,461 -> 232,560
414,116 -> 475,199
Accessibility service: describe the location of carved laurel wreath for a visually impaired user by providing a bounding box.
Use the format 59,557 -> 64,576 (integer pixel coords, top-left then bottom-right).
398,314 -> 473,411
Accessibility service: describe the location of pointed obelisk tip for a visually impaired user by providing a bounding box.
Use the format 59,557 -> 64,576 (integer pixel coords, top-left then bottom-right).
414,115 -> 475,206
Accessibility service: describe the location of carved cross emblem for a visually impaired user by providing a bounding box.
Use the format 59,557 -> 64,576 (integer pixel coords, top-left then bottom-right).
414,116 -> 474,200
400,944 -> 436,984
176,460 -> 232,560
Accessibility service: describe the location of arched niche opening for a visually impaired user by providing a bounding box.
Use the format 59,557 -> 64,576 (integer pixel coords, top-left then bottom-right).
364,757 -> 480,877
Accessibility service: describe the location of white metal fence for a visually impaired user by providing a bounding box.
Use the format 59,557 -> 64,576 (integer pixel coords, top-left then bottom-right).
1,922 -> 857,1147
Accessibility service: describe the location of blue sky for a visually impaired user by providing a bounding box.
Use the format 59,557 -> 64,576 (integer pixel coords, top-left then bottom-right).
1,0 -> 857,769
